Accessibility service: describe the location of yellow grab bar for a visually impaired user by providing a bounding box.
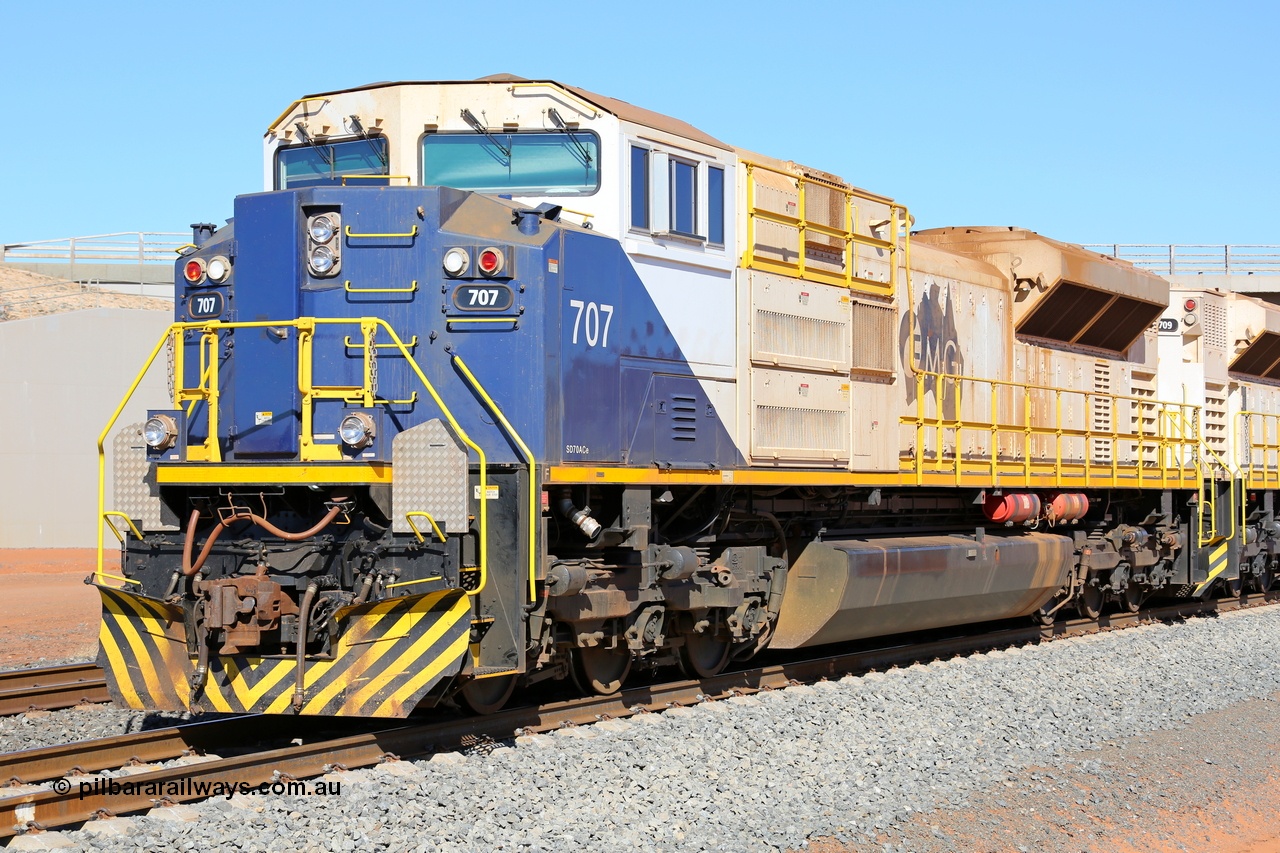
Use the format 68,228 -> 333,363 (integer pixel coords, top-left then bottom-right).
344,224 -> 418,239
266,97 -> 329,135
96,326 -> 179,582
405,511 -> 447,544
344,280 -> 418,294
101,317 -> 489,596
451,354 -> 539,603
506,82 -> 600,118
103,511 -> 143,542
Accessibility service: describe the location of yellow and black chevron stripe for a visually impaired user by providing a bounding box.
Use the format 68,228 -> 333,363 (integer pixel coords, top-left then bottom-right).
1193,539 -> 1235,596
96,586 -> 472,717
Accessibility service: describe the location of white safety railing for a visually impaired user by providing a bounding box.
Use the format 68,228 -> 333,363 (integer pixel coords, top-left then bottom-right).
1085,244 -> 1280,276
1,232 -> 188,265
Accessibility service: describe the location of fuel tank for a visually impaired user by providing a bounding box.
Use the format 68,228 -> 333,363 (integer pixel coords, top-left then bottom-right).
771,532 -> 1072,648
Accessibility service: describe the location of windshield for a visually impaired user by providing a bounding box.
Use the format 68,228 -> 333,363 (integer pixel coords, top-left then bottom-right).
276,137 -> 389,189
422,132 -> 599,196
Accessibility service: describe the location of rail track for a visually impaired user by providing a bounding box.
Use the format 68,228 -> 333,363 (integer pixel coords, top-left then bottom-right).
0,664 -> 108,716
2,591 -> 1275,837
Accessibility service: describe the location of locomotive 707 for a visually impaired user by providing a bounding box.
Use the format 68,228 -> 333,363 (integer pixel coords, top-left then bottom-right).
95,76 -> 1276,716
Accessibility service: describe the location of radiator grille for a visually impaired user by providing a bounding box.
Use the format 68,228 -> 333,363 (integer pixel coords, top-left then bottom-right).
1091,361 -> 1113,463
1203,300 -> 1227,351
756,309 -> 846,365
851,300 -> 896,374
755,405 -> 848,457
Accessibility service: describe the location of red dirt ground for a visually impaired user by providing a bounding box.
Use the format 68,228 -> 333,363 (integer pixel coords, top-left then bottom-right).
0,549 -> 101,667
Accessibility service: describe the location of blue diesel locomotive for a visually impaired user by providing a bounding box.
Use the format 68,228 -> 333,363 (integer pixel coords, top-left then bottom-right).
94,76 -> 1274,716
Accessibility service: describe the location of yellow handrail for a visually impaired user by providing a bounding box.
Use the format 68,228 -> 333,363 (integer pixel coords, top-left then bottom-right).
898,367 -> 1205,490
102,511 -> 143,542
451,354 -> 539,603
506,82 -> 601,118
344,280 -> 418,294
95,326 -> 178,581
266,97 -> 329,135
405,511 -> 447,543
99,316 -> 490,597
739,159 -> 905,297
344,225 -> 419,239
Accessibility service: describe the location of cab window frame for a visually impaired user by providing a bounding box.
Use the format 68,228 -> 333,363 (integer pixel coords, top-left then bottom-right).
419,129 -> 602,197
274,135 -> 390,190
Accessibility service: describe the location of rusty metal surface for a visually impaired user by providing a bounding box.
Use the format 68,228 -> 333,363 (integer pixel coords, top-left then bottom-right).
0,665 -> 108,717
0,716 -> 264,785
770,532 -> 1074,649
2,592 -> 1271,836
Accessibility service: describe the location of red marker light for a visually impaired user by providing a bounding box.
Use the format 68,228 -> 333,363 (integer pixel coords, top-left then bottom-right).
477,247 -> 504,276
1184,298 -> 1197,312
184,259 -> 205,283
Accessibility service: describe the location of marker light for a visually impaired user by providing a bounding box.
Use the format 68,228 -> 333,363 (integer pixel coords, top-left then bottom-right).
143,414 -> 178,451
207,256 -> 231,283
443,247 -> 470,277
477,247 -> 505,277
309,215 -> 336,244
183,259 -> 206,284
339,412 -> 376,450
1184,298 -> 1198,312
309,246 -> 336,275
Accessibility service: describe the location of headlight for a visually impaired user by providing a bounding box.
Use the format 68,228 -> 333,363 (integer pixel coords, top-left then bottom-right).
207,256 -> 231,283
309,245 -> 336,276
309,215 -> 336,244
442,247 -> 470,277
339,412 -> 375,450
143,414 -> 178,451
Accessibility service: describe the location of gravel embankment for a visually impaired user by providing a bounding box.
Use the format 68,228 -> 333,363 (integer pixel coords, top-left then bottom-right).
6,607 -> 1280,851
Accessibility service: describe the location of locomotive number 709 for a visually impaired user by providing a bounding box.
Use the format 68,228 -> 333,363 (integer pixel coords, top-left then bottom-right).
568,299 -> 615,348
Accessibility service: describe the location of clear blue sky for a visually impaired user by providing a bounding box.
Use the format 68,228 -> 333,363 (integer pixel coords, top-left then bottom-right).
1,1 -> 1275,248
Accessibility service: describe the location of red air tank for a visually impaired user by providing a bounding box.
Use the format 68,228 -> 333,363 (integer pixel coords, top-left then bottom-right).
983,493 -> 1041,524
1047,493 -> 1089,523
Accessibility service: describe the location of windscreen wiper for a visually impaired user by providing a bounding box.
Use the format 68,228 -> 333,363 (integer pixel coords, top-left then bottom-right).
293,122 -> 334,170
547,108 -> 593,167
347,115 -> 388,169
460,108 -> 511,160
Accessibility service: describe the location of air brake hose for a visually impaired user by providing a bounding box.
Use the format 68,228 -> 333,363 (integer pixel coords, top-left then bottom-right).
181,494 -> 351,576
292,580 -> 320,713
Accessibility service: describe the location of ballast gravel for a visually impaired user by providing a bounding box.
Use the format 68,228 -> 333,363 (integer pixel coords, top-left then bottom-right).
10,607 -> 1280,852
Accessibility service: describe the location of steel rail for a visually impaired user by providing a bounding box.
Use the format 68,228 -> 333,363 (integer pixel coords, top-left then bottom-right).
2,592 -> 1274,836
0,665 -> 108,717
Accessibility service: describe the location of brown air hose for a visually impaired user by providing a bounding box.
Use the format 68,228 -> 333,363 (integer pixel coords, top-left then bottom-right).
182,494 -> 350,576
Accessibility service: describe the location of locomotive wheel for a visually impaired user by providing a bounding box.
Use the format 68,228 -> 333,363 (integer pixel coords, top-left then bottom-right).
1077,584 -> 1104,619
459,674 -> 517,715
1119,584 -> 1146,613
1221,574 -> 1244,598
1257,566 -> 1275,594
570,646 -> 631,695
678,631 -> 732,679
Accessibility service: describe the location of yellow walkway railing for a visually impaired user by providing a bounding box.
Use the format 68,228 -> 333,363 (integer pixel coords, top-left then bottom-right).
898,370 -> 1203,490
740,160 -> 906,298
96,317 -> 489,596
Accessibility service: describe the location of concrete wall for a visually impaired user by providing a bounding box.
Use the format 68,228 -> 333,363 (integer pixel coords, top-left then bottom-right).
0,309 -> 171,547
0,261 -> 174,299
